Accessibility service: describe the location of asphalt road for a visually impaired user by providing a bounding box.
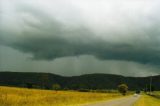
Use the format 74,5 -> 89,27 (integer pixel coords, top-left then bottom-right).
83,95 -> 141,106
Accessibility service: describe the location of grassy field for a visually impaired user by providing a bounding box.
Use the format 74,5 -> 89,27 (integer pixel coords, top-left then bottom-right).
153,91 -> 160,96
134,94 -> 160,106
0,86 -> 123,106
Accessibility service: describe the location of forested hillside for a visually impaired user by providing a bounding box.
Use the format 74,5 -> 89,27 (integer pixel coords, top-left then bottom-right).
0,72 -> 159,90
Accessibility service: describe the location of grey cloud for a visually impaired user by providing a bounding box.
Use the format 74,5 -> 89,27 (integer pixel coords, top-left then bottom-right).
1,0 -> 160,65
8,36 -> 160,64
0,45 -> 159,77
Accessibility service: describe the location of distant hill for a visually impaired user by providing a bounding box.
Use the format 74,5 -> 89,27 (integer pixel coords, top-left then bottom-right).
0,72 -> 159,90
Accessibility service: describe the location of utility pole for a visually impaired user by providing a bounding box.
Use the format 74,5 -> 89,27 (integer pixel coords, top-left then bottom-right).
150,74 -> 152,95
145,84 -> 148,93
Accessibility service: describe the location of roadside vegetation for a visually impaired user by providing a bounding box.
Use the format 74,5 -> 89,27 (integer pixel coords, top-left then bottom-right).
0,86 -> 126,106
118,84 -> 128,95
134,94 -> 160,106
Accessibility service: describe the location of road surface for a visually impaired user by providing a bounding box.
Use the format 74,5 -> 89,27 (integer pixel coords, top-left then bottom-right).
83,95 -> 140,106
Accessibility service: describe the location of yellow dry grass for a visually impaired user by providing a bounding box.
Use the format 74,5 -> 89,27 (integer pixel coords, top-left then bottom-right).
0,86 -> 122,106
134,94 -> 160,106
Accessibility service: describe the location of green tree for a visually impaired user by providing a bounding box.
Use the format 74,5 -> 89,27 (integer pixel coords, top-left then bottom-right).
118,84 -> 128,95
52,84 -> 61,91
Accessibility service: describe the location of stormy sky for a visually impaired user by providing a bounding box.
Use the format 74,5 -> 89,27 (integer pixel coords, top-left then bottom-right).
0,0 -> 160,76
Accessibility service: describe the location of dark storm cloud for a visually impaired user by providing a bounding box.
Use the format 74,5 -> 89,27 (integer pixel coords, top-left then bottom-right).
1,0 -> 160,65
7,36 -> 160,64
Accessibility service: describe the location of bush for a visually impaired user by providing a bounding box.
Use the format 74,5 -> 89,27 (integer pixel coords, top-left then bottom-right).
118,84 -> 128,95
52,84 -> 61,91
